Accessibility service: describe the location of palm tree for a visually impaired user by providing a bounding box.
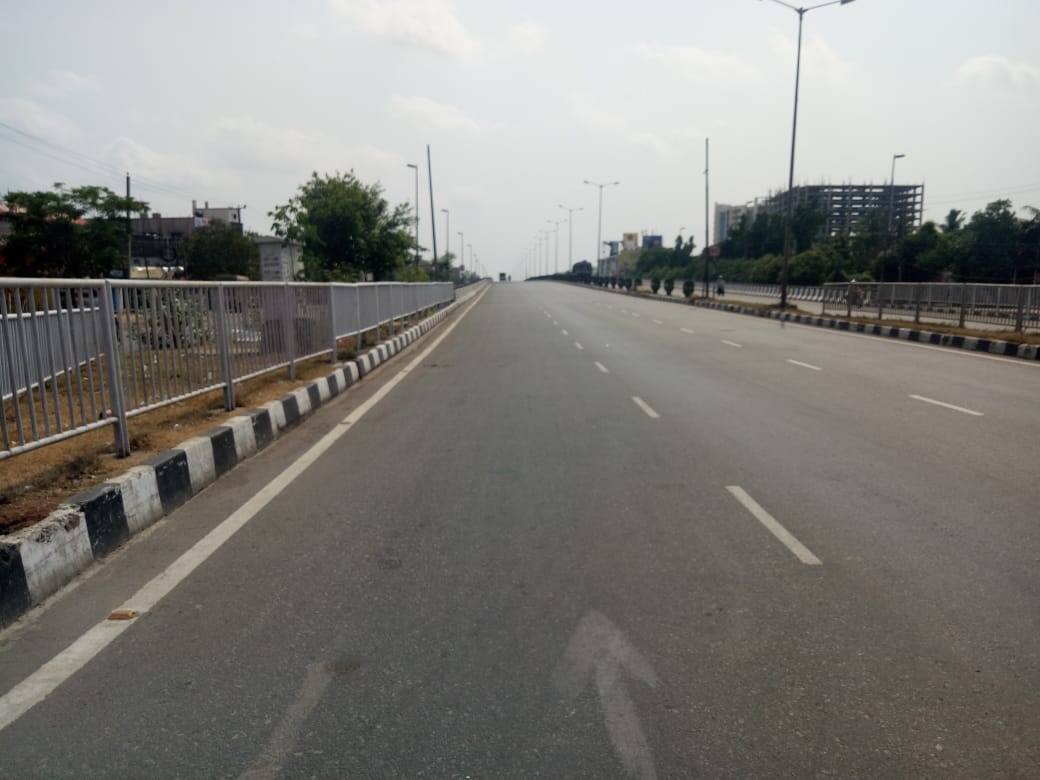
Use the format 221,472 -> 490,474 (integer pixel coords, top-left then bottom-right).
942,209 -> 964,233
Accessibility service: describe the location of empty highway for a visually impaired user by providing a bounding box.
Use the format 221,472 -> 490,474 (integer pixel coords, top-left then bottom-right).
1,282 -> 1038,777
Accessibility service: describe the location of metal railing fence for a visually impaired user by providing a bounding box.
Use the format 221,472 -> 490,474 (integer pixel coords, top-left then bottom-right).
1,278 -> 453,460
821,282 -> 1040,332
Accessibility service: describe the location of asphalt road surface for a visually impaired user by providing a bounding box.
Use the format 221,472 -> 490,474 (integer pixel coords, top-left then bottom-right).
1,281 -> 1039,778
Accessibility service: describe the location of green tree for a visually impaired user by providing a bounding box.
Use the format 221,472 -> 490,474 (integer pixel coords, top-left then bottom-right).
1,184 -> 146,277
958,199 -> 1019,282
183,221 -> 260,280
269,171 -> 412,281
941,209 -> 965,233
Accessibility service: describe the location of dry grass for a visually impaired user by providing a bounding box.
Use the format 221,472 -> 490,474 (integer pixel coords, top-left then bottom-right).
0,316 -> 420,535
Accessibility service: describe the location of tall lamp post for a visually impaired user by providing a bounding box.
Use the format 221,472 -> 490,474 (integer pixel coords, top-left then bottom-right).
584,180 -> 620,277
547,219 -> 564,274
759,0 -> 856,307
458,231 -> 464,273
888,153 -> 906,282
440,208 -> 450,277
406,162 -> 420,266
559,204 -> 583,272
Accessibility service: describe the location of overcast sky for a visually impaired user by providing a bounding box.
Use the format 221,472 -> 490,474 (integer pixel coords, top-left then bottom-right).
2,0 -> 1039,278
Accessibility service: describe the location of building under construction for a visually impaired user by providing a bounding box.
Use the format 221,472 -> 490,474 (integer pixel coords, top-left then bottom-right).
716,183 -> 925,243
761,183 -> 925,238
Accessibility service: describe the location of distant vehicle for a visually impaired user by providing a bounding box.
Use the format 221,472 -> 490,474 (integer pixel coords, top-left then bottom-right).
499,273 -> 507,282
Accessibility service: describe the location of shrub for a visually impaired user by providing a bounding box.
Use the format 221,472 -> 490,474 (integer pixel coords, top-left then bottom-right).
663,278 -> 675,296
682,279 -> 694,298
650,277 -> 661,294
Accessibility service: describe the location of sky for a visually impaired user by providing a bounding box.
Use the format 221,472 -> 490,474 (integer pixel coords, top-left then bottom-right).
2,0 -> 1039,279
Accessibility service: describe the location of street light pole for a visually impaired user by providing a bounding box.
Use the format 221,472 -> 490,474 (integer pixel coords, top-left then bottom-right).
888,153 -> 906,282
760,0 -> 856,308
584,180 -> 620,277
458,231 -> 464,273
406,163 -> 420,266
547,219 -> 564,274
559,204 -> 584,271
441,208 -> 450,275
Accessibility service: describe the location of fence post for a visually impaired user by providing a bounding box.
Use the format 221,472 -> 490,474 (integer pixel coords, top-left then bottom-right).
213,284 -> 235,411
374,283 -> 381,344
354,284 -> 363,350
846,283 -> 852,317
877,284 -> 884,320
914,284 -> 922,324
1014,286 -> 1026,332
328,286 -> 338,361
100,281 -> 131,457
958,283 -> 967,328
283,282 -> 296,380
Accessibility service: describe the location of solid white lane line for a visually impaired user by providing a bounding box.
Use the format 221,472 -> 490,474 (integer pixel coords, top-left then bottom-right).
0,285 -> 492,735
653,319 -> 664,325
786,359 -> 822,372
726,486 -> 822,566
575,342 -> 584,350
595,361 -> 609,374
909,394 -> 984,416
632,396 -> 660,419
721,339 -> 743,348
562,329 -> 569,336
680,328 -> 694,334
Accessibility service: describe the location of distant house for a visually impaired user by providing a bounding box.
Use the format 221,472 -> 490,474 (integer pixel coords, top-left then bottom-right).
130,200 -> 244,269
254,236 -> 302,281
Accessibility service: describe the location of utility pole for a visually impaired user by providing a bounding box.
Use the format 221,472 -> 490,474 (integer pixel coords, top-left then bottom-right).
704,139 -> 710,298
547,219 -> 564,274
427,145 -> 438,265
125,172 -> 132,277
440,208 -> 450,277
458,231 -> 464,273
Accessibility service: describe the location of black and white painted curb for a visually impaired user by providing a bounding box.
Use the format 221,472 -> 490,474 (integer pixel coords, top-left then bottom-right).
0,300 -> 459,629
572,283 -> 1040,362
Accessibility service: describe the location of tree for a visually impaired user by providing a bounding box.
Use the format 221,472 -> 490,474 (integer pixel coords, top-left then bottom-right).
1,184 -> 146,277
941,209 -> 964,233
183,221 -> 260,280
269,171 -> 412,281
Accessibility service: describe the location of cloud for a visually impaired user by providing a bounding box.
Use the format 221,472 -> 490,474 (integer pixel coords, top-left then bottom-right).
388,95 -> 484,133
330,0 -> 479,61
208,116 -> 315,171
953,55 -> 1040,89
102,137 -> 211,191
500,21 -> 546,58
767,29 -> 866,93
626,41 -> 759,83
0,97 -> 81,147
27,68 -> 98,97
569,92 -> 674,158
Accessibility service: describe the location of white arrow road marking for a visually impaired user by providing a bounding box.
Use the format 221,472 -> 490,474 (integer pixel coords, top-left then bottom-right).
553,611 -> 660,780
726,486 -> 822,565
909,394 -> 983,416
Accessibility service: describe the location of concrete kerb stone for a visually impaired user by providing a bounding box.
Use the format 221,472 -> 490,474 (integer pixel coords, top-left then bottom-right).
0,292 -> 471,629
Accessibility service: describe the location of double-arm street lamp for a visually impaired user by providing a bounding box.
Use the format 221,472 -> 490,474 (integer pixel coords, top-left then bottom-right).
759,0 -> 856,307
584,180 -> 620,276
547,219 -> 565,274
559,204 -> 584,271
888,153 -> 907,282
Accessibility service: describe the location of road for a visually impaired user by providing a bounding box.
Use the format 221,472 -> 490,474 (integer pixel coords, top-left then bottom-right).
1,281 -> 1039,777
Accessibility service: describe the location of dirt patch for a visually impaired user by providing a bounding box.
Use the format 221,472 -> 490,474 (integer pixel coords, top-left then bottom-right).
0,315 -> 425,535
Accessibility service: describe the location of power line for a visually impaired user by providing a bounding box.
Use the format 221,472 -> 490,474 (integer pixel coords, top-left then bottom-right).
0,120 -> 212,201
